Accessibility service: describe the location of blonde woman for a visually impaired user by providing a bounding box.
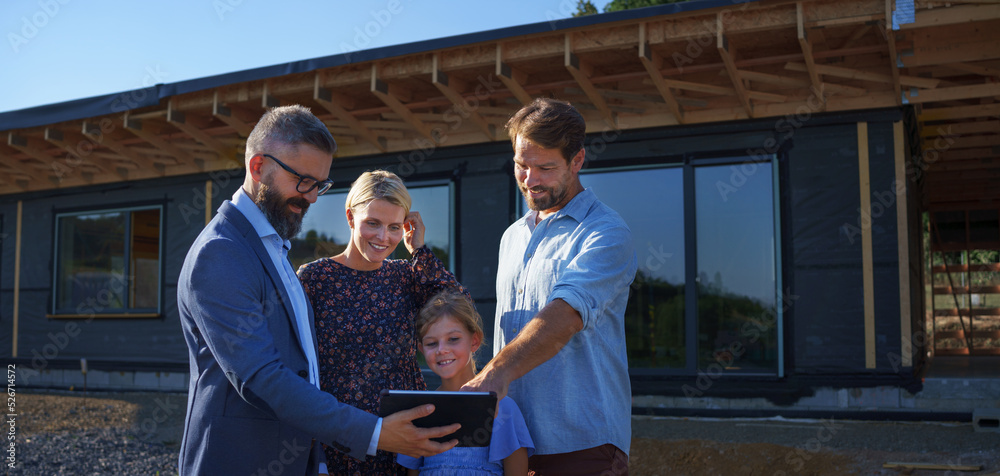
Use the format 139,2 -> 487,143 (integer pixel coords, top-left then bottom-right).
298,170 -> 469,475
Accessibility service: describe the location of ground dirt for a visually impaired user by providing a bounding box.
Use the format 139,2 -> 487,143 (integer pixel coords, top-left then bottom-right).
15,390 -> 1000,475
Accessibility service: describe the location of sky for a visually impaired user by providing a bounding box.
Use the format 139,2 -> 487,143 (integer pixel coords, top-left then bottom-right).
0,0 -> 584,114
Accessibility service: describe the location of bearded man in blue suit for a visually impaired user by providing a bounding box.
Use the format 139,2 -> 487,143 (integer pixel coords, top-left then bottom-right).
177,105 -> 458,475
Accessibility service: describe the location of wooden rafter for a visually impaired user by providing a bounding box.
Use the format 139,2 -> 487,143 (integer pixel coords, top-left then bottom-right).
797,2 -> 826,105
883,0 -> 903,105
919,103 -> 1000,121
370,64 -> 437,143
7,133 -> 57,172
80,122 -> 161,173
785,62 -> 940,88
564,34 -> 617,128
717,14 -> 754,118
0,146 -> 39,180
906,82 -> 1000,103
43,128 -> 120,176
432,54 -> 496,140
313,73 -> 387,153
213,91 -> 255,137
122,112 -> 190,162
167,100 -> 238,164
737,70 -> 866,96
944,62 -> 1000,78
663,78 -> 786,103
921,120 -> 999,137
262,83 -> 280,109
639,23 -> 684,123
496,44 -> 533,106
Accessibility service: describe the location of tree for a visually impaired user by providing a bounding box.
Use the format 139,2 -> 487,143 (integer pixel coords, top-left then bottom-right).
604,0 -> 689,12
573,0 -> 599,16
575,0 -> 690,16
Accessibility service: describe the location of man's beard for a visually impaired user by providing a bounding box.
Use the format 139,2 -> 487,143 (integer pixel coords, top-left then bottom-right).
254,178 -> 309,241
519,182 -> 567,212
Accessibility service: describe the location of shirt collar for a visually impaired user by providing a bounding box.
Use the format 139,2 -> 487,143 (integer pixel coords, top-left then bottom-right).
232,187 -> 290,249
523,188 -> 596,227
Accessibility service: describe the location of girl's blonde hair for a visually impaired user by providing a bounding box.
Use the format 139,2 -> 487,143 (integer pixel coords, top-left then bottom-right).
416,288 -> 485,371
345,170 -> 412,215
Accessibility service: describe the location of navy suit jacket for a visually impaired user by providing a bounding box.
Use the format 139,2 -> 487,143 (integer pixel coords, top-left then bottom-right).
178,200 -> 377,475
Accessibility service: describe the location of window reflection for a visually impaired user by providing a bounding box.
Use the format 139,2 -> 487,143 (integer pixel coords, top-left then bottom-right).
580,167 -> 686,368
54,207 -> 162,314
291,183 -> 453,271
694,163 -> 777,372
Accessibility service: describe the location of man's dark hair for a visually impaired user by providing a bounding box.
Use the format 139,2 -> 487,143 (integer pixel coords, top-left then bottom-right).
505,98 -> 585,162
246,104 -> 337,158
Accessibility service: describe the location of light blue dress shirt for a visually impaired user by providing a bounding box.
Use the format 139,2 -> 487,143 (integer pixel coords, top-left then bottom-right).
495,188 -> 638,456
231,188 -> 381,458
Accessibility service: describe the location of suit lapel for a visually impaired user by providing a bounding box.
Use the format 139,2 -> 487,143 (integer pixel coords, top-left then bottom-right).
218,202 -> 308,354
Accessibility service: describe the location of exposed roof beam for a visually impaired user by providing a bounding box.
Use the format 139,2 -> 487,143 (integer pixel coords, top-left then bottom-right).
122,112 -> 190,163
905,82 -> 1000,103
639,23 -> 684,124
43,128 -> 121,176
213,91 -> 255,137
784,62 -> 941,89
901,3 -> 1000,30
797,3 -> 826,107
883,0 -> 903,105
0,145 -> 39,180
919,102 -> 1000,121
262,82 -> 280,109
313,73 -> 387,153
496,44 -> 533,106
921,120 -> 999,138
167,100 -> 239,165
717,15 -> 754,118
370,64 -> 438,143
565,34 -> 617,128
661,78 -> 786,103
432,54 -> 496,140
81,122 -> 162,173
737,70 -> 866,96
7,133 -> 57,171
944,62 -> 1000,78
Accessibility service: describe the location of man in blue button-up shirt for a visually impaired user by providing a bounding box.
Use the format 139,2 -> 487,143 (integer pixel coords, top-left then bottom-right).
464,98 -> 638,475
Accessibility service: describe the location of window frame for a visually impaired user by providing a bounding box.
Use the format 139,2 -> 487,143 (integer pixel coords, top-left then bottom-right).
576,151 -> 784,377
291,177 -> 457,274
50,204 -> 164,318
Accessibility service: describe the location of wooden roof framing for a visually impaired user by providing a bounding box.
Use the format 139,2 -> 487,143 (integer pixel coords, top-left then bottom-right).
1,0 -> 998,210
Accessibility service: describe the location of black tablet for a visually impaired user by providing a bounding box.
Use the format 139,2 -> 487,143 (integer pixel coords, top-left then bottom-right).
378,389 -> 497,447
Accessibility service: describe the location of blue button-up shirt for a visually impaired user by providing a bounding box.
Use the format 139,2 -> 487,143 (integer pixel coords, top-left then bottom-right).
495,188 -> 638,455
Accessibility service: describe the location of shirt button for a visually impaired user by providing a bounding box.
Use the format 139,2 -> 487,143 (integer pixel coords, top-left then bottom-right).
517,289 -> 523,294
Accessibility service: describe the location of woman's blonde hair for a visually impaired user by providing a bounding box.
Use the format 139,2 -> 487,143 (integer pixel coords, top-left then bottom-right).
416,288 -> 485,371
345,170 -> 412,215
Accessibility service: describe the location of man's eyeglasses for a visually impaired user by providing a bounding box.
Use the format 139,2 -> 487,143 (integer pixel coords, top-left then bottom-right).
261,154 -> 334,196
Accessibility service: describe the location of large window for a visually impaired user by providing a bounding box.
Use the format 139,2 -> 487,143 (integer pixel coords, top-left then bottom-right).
580,157 -> 782,375
53,206 -> 162,316
291,181 -> 454,271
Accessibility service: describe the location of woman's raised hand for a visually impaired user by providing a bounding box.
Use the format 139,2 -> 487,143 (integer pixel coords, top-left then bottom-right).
403,211 -> 426,253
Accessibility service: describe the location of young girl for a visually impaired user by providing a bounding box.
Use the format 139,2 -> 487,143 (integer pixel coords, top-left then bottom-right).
397,289 -> 534,476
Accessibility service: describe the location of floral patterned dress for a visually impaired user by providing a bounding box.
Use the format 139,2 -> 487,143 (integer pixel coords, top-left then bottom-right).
297,246 -> 467,476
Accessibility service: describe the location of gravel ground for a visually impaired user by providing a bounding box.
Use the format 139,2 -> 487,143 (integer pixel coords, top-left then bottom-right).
10,390 -> 1000,475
